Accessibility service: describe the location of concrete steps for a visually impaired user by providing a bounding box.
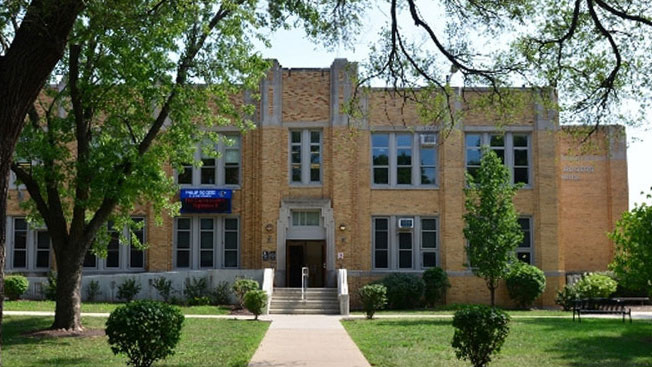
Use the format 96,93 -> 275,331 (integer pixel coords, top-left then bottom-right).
269,288 -> 340,315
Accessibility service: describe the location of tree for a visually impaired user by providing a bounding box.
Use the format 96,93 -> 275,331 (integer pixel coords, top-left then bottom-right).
1,0 -> 86,361
11,0 -> 362,331
359,0 -> 652,134
609,190 -> 652,297
463,148 -> 523,306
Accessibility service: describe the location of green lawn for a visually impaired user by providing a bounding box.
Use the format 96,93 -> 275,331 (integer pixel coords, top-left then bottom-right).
351,309 -> 569,317
4,300 -> 230,315
343,318 -> 652,367
3,316 -> 269,367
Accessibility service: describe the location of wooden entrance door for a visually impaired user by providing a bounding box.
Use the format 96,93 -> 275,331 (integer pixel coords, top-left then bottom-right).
286,240 -> 325,287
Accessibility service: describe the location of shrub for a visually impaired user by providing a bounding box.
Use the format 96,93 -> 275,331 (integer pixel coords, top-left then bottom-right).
555,283 -> 579,311
106,300 -> 184,367
378,273 -> 424,309
505,263 -> 546,309
575,273 -> 618,299
43,271 -> 57,301
184,277 -> 208,300
211,281 -> 232,305
152,277 -> 173,302
188,296 -> 211,306
86,280 -> 101,302
422,267 -> 450,307
452,305 -> 510,367
232,278 -> 259,308
243,289 -> 268,320
358,284 -> 387,319
4,275 -> 29,300
117,278 -> 141,302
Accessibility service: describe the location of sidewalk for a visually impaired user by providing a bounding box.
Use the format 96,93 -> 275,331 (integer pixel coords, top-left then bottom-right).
248,314 -> 370,367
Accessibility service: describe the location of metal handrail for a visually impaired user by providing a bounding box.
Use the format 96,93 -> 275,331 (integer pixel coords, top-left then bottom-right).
301,266 -> 309,300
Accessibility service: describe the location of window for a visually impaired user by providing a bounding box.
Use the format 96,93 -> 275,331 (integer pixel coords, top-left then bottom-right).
84,218 -> 146,271
372,133 -> 438,187
6,217 -> 51,271
420,218 -> 438,268
176,135 -> 241,186
12,218 -> 27,269
516,217 -> 533,264
373,218 -> 389,269
289,130 -> 321,185
174,216 -> 239,269
465,133 -> 531,185
291,211 -> 320,226
224,218 -> 239,268
372,216 -> 439,270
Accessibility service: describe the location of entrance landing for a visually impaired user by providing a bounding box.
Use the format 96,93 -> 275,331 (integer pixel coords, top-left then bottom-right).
248,314 -> 370,367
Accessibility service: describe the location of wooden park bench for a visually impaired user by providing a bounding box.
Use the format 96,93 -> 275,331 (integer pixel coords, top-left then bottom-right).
572,298 -> 632,323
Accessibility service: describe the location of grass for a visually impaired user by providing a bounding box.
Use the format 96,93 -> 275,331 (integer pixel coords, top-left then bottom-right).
343,318 -> 652,367
351,308 -> 570,317
4,300 -> 231,315
3,316 -> 269,367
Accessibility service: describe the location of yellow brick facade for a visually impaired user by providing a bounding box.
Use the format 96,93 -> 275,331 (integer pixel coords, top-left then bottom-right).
5,59 -> 628,307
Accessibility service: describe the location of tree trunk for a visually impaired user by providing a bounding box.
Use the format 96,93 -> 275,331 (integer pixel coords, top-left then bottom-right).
0,168 -> 8,367
490,287 -> 496,307
52,250 -> 85,331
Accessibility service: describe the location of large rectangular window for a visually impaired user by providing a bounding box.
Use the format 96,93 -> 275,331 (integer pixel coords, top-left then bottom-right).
174,216 -> 240,269
224,218 -> 239,268
373,218 -> 389,269
291,211 -> 320,226
372,133 -> 437,187
85,218 -> 147,271
517,217 -> 533,264
465,132 -> 531,186
289,130 -> 321,185
12,218 -> 27,269
36,231 -> 51,269
175,218 -> 192,268
176,134 -> 241,186
129,218 -> 145,269
420,218 -> 438,268
372,216 -> 439,270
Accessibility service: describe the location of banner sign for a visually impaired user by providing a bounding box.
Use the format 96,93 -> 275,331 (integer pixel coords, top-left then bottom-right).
180,189 -> 232,213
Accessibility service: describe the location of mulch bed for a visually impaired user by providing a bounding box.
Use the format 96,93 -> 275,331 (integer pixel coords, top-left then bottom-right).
229,306 -> 253,316
23,328 -> 105,339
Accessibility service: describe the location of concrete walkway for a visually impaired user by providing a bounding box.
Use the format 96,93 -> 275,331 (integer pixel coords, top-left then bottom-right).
248,315 -> 370,367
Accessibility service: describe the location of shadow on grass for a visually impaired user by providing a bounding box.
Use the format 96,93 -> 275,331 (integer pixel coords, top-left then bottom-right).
345,318 -> 453,327
516,318 -> 652,367
2,317 -> 54,346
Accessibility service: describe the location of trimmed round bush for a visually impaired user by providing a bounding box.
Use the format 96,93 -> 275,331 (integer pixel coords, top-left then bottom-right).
359,283 -> 388,319
243,289 -> 268,320
232,278 -> 259,308
555,283 -> 579,311
378,273 -> 424,309
575,273 -> 618,299
452,305 -> 510,367
106,300 -> 184,367
505,263 -> 546,309
422,267 -> 450,307
4,274 -> 29,300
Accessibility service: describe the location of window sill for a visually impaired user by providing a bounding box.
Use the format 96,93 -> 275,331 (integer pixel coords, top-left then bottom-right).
371,185 -> 439,190
289,183 -> 323,188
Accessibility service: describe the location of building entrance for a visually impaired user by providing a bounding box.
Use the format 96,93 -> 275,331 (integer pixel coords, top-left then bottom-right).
286,240 -> 325,288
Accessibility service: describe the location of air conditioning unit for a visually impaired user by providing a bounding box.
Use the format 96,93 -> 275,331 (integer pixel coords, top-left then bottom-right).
398,218 -> 414,230
420,133 -> 436,146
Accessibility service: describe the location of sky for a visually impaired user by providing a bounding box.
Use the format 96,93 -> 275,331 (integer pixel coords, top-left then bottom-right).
254,15 -> 652,210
